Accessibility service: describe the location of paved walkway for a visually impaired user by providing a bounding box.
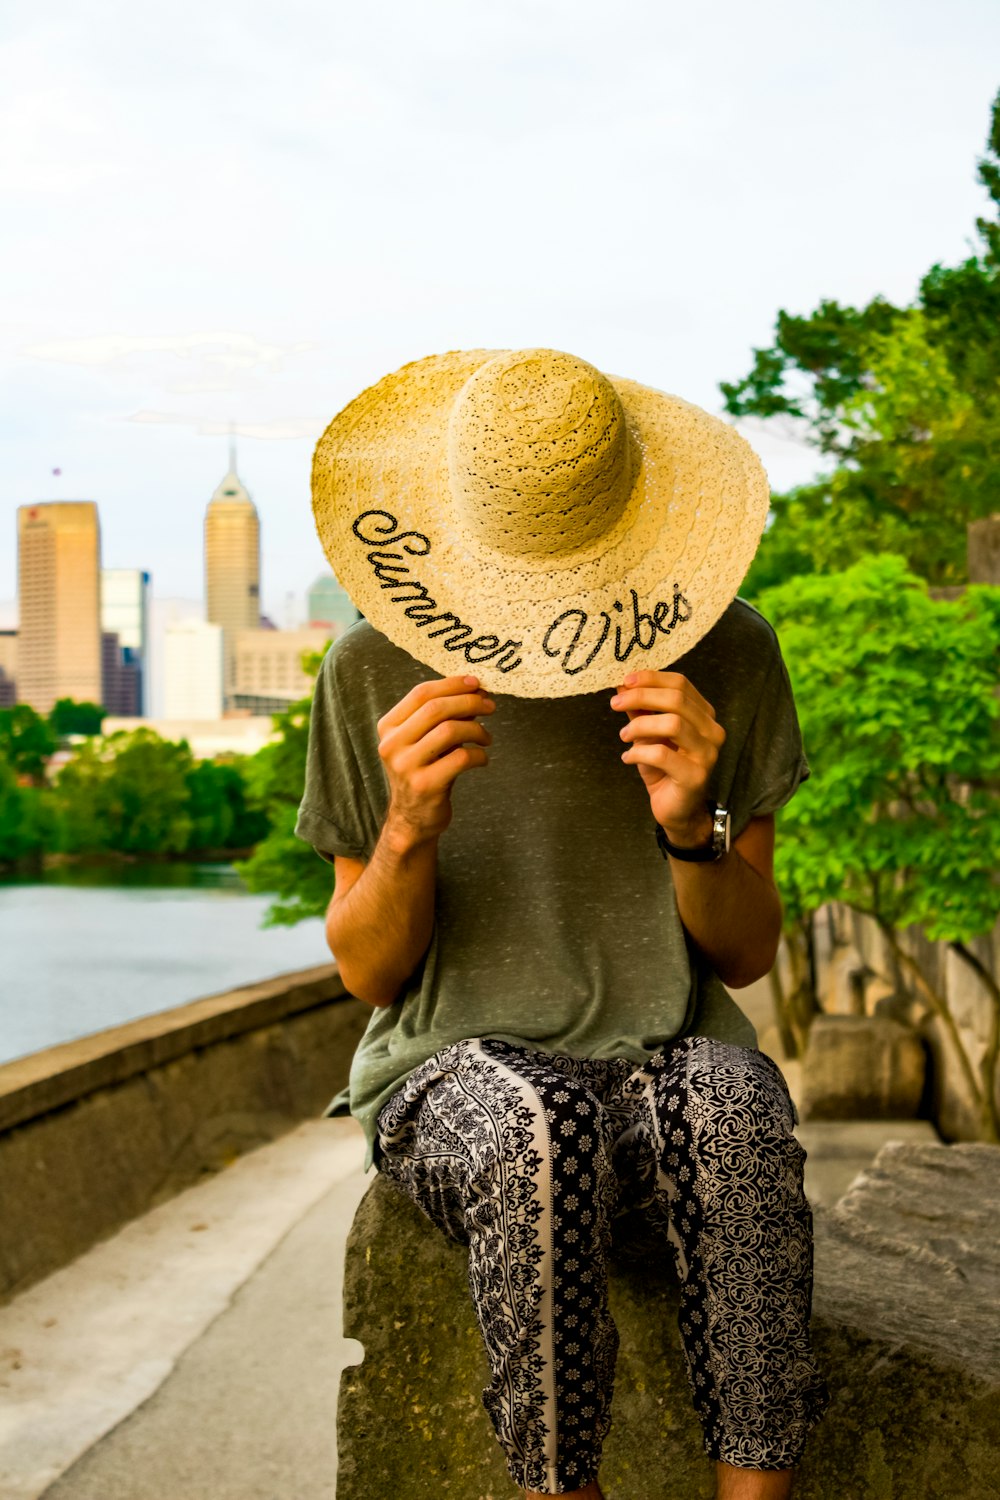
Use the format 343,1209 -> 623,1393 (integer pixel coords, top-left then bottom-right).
0,978 -> 938,1500
0,1119 -> 370,1500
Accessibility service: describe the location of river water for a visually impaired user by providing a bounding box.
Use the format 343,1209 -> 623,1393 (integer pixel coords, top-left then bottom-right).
0,863 -> 331,1066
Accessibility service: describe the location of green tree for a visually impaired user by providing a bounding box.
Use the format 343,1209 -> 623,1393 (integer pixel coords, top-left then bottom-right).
216,758 -> 271,850
235,648 -> 335,926
49,698 -> 107,736
722,296 -> 904,460
53,730 -> 194,855
184,758 -> 270,854
0,757 -> 52,864
185,760 -> 236,851
760,557 -> 1000,1139
0,705 -> 57,785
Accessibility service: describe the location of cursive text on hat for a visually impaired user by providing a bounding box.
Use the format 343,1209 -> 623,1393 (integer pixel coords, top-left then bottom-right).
352,510 -> 524,671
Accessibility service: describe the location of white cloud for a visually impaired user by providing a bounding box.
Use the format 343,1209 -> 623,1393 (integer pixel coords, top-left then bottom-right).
22,331 -> 314,368
19,331 -> 321,398
124,410 -> 323,441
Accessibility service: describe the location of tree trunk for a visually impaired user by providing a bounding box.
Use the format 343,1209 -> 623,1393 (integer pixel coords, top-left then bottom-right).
774,914 -> 821,1059
768,962 -> 799,1060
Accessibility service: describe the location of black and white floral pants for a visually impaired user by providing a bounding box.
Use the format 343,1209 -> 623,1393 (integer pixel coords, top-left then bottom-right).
374,1035 -> 829,1495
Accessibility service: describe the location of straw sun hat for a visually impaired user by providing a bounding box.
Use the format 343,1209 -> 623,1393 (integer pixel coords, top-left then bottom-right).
311,348 -> 770,697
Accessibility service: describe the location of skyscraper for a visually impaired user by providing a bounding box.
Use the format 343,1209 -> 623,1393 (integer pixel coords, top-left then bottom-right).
205,445 -> 260,709
17,501 -> 102,713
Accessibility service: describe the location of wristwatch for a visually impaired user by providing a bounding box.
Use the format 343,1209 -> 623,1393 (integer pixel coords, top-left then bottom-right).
655,803 -> 730,863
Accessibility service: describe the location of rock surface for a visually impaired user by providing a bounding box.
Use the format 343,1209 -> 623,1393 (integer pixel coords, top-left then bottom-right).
339,1144 -> 1000,1499
799,1015 -> 927,1121
812,1141 -> 1000,1382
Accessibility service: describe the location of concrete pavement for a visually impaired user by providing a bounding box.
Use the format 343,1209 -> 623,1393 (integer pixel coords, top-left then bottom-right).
0,1118 -> 369,1500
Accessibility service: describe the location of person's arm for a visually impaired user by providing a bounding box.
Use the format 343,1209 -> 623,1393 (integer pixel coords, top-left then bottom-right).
611,669 -> 782,989
325,674 -> 495,1007
661,812 -> 782,989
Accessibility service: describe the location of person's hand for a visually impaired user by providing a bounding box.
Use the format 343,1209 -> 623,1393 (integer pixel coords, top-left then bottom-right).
378,675 -> 495,847
610,670 -> 726,847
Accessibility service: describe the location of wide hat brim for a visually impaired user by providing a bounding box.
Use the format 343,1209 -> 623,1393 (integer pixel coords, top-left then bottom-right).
311,349 -> 770,697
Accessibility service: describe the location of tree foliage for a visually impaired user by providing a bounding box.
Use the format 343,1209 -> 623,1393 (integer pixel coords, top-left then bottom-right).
52,730 -> 195,855
235,649 -> 335,927
0,727 -> 269,863
762,557 -> 1000,1137
49,698 -> 107,736
0,705 -> 57,785
0,757 -> 53,862
185,758 -> 269,854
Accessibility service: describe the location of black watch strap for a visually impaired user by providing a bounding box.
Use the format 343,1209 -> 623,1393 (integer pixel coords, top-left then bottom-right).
655,804 -> 730,862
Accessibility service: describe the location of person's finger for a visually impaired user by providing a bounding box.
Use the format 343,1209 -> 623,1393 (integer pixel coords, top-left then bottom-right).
620,740 -> 704,787
618,710 -> 724,759
410,741 -> 490,793
380,690 -> 495,752
392,717 -> 493,772
617,700 -> 725,754
612,671 -> 719,722
377,676 -> 490,735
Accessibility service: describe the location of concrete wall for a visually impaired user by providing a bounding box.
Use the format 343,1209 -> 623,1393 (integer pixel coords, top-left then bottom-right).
0,965 -> 368,1304
814,903 -> 999,1141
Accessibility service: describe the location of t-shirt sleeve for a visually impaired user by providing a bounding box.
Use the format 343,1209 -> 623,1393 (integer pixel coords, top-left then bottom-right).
727,637 -> 810,840
294,641 -> 377,864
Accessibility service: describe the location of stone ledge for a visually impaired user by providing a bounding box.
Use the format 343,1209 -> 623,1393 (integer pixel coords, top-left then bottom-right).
0,962 -> 347,1132
0,968 -> 369,1303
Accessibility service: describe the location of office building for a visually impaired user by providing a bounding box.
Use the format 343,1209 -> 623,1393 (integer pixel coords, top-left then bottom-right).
231,627 -> 331,714
0,631 -> 17,707
163,620 -> 224,720
17,502 -> 102,714
205,451 -> 260,709
101,568 -> 150,716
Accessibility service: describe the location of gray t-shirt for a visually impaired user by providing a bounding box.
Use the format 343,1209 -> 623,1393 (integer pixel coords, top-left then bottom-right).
295,600 -> 809,1168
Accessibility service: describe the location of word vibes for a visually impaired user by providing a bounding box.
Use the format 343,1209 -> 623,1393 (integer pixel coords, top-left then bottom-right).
352,508 -> 693,677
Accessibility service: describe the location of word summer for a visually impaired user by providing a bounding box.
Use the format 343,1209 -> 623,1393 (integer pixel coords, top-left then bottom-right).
352,510 -> 524,671
542,586 -> 693,676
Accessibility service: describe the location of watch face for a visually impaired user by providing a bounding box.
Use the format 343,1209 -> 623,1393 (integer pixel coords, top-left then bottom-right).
712,806 -> 730,856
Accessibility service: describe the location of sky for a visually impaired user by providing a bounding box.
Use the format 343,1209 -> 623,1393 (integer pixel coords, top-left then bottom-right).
2,0 -> 999,627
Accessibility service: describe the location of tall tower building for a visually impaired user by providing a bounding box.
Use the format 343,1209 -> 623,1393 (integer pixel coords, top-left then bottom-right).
17,501 -> 102,713
204,444 -> 260,709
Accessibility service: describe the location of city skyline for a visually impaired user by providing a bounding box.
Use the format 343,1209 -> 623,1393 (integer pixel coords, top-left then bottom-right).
0,448 -> 346,634
7,475 -> 356,719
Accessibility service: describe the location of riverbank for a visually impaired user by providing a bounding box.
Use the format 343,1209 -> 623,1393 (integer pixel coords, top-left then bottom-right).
0,848 -> 258,881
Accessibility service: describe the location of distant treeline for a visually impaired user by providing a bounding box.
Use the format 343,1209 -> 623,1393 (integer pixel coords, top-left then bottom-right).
0,703 -> 268,866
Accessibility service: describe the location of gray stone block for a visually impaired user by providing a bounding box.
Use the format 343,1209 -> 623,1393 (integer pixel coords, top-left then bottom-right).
800,1015 -> 926,1122
339,1144 -> 1000,1499
338,1178 -> 712,1499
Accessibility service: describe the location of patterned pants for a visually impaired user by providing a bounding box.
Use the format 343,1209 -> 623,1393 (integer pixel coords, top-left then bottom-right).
375,1035 -> 829,1495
